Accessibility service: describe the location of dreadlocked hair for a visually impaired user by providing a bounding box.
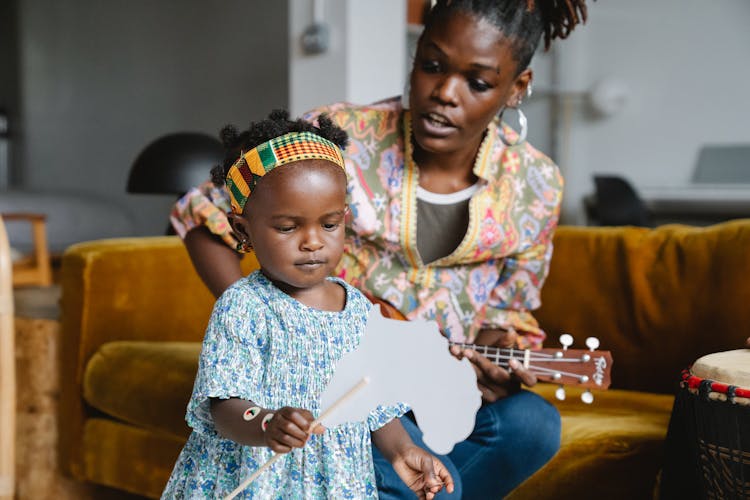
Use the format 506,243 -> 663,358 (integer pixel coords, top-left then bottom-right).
425,0 -> 590,73
210,109 -> 349,187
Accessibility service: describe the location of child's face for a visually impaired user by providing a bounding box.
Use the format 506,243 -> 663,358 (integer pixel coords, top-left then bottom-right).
234,161 -> 347,296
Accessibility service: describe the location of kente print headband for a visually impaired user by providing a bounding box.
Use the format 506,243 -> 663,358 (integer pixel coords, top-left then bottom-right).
225,131 -> 346,214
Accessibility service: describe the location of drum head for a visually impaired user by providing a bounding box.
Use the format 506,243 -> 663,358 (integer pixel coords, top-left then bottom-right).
692,349 -> 750,388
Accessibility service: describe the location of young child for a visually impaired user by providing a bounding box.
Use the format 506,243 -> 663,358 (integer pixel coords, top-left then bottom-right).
162,110 -> 453,499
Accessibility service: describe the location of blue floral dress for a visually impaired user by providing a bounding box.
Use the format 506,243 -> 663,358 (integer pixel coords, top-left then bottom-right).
162,271 -> 407,499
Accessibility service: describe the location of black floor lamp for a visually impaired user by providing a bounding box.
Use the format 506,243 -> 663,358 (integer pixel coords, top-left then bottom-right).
127,132 -> 224,234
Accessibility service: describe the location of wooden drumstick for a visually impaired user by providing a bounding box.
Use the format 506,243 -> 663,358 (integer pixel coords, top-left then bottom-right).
223,377 -> 371,500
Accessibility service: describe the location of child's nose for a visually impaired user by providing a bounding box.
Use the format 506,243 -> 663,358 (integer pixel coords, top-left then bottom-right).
300,229 -> 323,251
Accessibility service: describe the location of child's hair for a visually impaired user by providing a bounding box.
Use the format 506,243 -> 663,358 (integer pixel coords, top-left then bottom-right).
424,0 -> 591,74
210,109 -> 349,187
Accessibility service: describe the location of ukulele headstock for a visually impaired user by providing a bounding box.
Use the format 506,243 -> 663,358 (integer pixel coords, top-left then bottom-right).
530,334 -> 613,404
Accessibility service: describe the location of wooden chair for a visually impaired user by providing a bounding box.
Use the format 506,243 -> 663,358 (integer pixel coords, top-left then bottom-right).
0,216 -> 16,499
0,213 -> 52,287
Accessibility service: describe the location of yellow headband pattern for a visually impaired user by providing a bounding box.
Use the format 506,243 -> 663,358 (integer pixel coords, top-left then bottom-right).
226,131 -> 346,214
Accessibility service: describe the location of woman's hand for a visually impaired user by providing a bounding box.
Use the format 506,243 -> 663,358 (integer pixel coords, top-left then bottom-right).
263,407 -> 325,454
391,445 -> 454,499
450,327 -> 537,403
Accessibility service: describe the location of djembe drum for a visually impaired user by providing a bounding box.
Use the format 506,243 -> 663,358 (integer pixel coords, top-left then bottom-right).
661,349 -> 750,499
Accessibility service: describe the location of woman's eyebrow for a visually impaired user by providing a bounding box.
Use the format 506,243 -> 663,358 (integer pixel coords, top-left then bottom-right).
425,41 -> 500,74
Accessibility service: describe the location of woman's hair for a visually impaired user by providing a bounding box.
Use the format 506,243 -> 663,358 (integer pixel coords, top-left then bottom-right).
210,109 -> 349,186
424,0 -> 590,73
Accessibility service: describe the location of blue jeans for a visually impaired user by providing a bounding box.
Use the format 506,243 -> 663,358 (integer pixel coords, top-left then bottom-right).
373,390 -> 561,499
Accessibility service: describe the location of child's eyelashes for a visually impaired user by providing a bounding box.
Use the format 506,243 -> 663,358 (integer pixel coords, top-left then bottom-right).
274,223 -> 341,233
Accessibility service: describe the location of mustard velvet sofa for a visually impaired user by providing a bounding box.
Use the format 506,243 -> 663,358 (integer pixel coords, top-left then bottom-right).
58,220 -> 750,499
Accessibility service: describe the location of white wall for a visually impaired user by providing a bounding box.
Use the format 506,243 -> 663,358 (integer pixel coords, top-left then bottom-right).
16,0 -> 289,239
289,0 -> 406,116
13,0 -> 745,244
345,1 -> 406,106
554,0 -> 750,223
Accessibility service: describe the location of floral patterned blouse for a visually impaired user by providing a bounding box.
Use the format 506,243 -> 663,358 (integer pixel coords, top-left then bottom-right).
161,272 -> 407,499
171,97 -> 563,348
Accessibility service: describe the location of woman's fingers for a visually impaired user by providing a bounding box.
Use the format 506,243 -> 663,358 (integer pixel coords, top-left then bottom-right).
508,358 -> 537,387
458,348 -> 537,402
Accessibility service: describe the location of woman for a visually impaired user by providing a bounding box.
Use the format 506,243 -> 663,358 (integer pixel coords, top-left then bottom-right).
171,1 -> 591,497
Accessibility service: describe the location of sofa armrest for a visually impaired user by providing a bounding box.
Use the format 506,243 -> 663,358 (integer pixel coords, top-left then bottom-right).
62,237 -> 214,367
58,235 -> 257,478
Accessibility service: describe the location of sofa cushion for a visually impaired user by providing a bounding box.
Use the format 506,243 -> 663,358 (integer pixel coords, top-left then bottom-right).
510,384 -> 674,499
83,341 -> 200,439
82,418 -> 185,499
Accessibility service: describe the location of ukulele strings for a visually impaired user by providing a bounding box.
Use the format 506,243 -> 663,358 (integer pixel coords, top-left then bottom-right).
451,343 -> 587,363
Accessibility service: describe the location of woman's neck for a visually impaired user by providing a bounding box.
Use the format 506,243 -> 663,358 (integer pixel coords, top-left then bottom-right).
412,138 -> 482,194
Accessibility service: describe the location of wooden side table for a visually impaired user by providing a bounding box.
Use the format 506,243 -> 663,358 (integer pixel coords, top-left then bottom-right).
1,213 -> 53,288
0,215 -> 16,500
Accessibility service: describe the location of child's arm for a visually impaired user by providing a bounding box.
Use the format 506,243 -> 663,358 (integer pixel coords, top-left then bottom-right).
210,398 -> 324,453
371,419 -> 454,499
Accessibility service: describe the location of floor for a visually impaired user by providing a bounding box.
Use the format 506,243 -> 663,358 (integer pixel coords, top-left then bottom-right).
13,284 -> 61,320
12,286 -> 149,499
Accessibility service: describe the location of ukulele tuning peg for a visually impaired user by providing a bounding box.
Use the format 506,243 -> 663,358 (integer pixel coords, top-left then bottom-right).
559,334 -> 574,350
581,390 -> 594,404
555,386 -> 566,401
585,337 -> 600,352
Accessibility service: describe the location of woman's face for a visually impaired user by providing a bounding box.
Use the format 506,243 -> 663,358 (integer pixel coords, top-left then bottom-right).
409,11 -> 532,156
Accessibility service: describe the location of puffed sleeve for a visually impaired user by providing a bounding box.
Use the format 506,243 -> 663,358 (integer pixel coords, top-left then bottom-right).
367,403 -> 410,432
169,178 -> 238,249
482,230 -> 557,349
186,282 -> 268,435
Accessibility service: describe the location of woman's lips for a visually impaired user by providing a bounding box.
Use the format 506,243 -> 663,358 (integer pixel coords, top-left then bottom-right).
417,112 -> 457,137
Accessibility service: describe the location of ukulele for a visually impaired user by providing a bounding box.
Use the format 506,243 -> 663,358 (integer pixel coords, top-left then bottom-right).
368,295 -> 613,404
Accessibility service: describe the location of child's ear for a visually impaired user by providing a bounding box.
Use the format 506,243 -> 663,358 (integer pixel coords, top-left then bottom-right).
228,212 -> 252,247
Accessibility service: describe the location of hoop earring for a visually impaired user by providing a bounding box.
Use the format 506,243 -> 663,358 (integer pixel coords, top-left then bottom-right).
498,106 -> 528,146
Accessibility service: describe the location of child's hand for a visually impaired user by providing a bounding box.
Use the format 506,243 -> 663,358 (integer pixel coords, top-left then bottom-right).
262,407 -> 325,454
391,445 -> 454,499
